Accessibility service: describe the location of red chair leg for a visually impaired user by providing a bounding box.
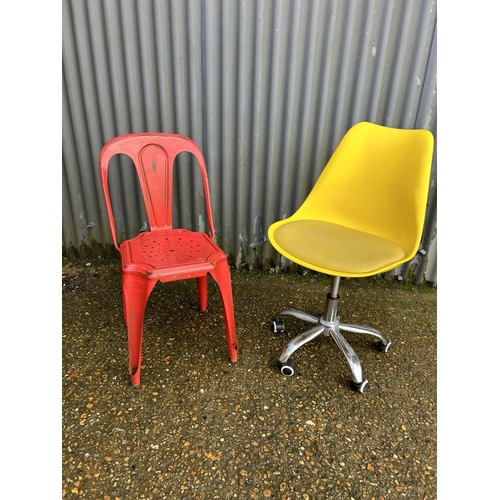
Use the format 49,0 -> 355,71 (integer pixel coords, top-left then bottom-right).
211,258 -> 238,362
122,282 -> 128,326
197,275 -> 208,312
122,272 -> 157,386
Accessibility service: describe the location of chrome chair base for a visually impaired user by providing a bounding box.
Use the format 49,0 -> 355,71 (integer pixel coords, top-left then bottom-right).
273,276 -> 391,393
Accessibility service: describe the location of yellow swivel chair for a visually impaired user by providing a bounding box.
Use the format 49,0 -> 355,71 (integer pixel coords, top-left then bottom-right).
268,121 -> 434,392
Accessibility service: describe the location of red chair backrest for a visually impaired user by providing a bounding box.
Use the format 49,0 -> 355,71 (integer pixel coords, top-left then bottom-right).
99,133 -> 216,251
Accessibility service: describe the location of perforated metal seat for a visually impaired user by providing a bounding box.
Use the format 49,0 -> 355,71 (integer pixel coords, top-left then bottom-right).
121,229 -> 222,277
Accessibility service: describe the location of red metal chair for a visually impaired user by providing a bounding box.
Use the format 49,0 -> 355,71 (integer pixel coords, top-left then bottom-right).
99,133 -> 238,386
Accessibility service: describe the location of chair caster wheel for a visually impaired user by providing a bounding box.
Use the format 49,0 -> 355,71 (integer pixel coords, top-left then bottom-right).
271,317 -> 285,333
278,359 -> 296,376
377,339 -> 392,352
350,379 -> 369,393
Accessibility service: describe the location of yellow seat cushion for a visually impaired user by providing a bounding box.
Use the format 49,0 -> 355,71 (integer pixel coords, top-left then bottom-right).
272,220 -> 407,277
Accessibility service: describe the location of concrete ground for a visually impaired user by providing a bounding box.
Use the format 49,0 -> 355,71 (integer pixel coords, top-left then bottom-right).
62,259 -> 437,499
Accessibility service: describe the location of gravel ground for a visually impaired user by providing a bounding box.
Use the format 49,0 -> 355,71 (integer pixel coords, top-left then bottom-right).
62,259 -> 437,499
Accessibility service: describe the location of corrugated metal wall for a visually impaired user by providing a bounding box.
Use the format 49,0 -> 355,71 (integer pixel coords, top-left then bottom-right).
62,0 -> 437,283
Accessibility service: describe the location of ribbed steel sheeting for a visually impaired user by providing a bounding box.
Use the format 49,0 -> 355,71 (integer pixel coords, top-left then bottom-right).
62,0 -> 437,283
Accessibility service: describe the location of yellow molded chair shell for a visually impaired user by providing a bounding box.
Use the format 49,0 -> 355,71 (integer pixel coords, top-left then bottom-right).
268,121 -> 435,277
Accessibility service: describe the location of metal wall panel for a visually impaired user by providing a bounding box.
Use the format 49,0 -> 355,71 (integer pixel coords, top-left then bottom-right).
62,0 -> 437,283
